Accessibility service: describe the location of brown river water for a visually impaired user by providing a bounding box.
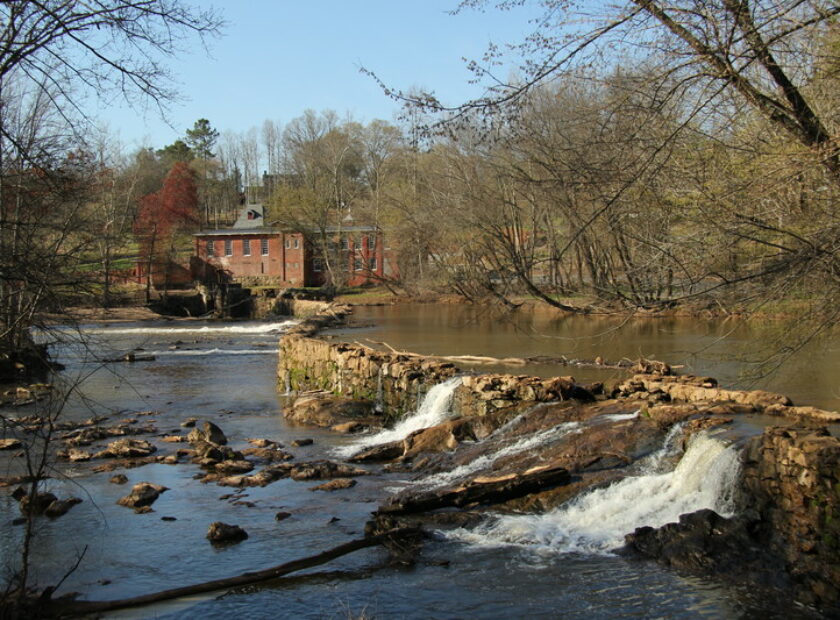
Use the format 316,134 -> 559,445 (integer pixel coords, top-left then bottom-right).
0,303 -> 833,618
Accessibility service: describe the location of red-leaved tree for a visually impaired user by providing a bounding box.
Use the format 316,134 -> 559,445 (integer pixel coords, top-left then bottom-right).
135,162 -> 199,301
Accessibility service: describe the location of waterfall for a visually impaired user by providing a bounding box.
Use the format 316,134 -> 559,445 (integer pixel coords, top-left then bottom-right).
334,376 -> 463,458
449,432 -> 742,554
375,366 -> 384,413
414,421 -> 582,490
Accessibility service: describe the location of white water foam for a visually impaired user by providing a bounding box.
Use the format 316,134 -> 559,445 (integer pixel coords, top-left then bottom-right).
80,320 -> 298,336
449,432 -> 741,554
145,348 -> 279,357
414,421 -> 581,490
334,376 -> 463,458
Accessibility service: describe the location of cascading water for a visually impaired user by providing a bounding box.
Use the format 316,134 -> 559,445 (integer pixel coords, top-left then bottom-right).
334,376 -> 463,458
414,421 -> 582,490
450,431 -> 742,554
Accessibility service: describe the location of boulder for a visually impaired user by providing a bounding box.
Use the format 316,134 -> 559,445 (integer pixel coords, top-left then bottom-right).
19,492 -> 58,515
116,482 -> 168,508
187,421 -> 227,446
284,395 -> 378,428
109,474 -> 128,484
206,521 -> 248,544
403,419 -> 476,459
291,438 -> 313,447
241,447 -> 294,462
44,497 -> 83,518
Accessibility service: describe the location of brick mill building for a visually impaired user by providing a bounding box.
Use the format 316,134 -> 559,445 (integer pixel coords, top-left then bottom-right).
191,205 -> 396,287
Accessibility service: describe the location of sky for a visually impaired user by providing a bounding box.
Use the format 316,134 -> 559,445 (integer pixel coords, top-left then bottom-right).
96,0 -> 546,151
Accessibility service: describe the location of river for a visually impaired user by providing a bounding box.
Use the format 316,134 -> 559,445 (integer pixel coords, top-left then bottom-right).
0,304 -> 832,618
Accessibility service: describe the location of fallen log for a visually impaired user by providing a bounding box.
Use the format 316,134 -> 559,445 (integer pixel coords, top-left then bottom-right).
45,527 -> 421,617
378,465 -> 571,515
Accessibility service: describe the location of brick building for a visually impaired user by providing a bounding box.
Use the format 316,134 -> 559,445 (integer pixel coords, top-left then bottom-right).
192,205 -> 396,287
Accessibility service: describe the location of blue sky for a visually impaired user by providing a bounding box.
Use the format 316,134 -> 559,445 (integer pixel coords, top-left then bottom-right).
97,0 -> 545,150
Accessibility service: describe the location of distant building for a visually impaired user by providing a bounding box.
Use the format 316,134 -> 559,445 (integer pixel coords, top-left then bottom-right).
191,204 -> 397,287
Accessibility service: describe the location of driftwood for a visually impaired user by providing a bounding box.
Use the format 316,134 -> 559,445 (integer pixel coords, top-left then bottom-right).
46,527 -> 420,617
377,465 -> 571,515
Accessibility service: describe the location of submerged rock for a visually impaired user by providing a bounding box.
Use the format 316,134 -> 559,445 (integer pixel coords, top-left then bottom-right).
289,461 -> 369,481
285,394 -> 378,428
116,482 -> 168,508
207,521 -> 248,544
109,474 -> 128,484
19,492 -> 57,515
291,438 -> 313,447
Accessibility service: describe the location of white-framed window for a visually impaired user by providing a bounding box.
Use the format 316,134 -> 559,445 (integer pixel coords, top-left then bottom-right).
367,233 -> 376,248
261,238 -> 269,256
293,238 -> 299,249
340,237 -> 349,250
243,239 -> 251,256
312,258 -> 323,272
354,258 -> 363,271
284,238 -> 291,249
368,257 -> 377,271
224,239 -> 233,256
353,237 -> 362,250
206,239 -> 215,257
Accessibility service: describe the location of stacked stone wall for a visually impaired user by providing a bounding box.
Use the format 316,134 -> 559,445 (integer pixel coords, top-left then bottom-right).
742,427 -> 840,609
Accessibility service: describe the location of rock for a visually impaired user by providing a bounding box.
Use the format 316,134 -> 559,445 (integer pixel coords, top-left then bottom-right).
247,438 -> 278,448
275,511 -> 292,521
206,521 -> 248,544
96,438 -> 157,459
213,460 -> 255,475
348,441 -> 405,463
116,482 -> 168,508
109,474 -> 128,484
291,438 -> 314,447
161,516 -> 177,521
378,465 -> 571,515
181,417 -> 198,428
289,461 -> 369,481
241,447 -> 294,462
66,448 -> 92,462
44,497 -> 83,518
203,421 -> 227,445
0,438 -> 22,450
403,419 -> 476,459
134,506 -> 154,514
187,421 -> 227,446
285,394 -> 378,428
19,492 -> 57,515
331,421 -> 369,434
161,435 -> 186,443
310,478 -> 357,491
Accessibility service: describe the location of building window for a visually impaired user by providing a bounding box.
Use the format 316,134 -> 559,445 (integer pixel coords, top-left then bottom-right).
353,237 -> 362,250
224,239 -> 233,256
206,240 -> 215,257
368,257 -> 377,271
261,238 -> 269,256
340,237 -> 349,250
354,258 -> 363,271
367,233 -> 376,248
284,238 -> 291,249
243,239 -> 251,256
313,258 -> 323,272
293,238 -> 299,249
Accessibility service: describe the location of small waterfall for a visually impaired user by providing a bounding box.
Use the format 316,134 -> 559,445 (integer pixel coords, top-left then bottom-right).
449,432 -> 741,554
415,421 -> 581,490
334,376 -> 463,458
